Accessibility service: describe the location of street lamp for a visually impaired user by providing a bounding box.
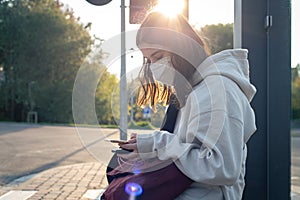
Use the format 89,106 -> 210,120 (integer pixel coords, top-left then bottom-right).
119,0 -> 128,140
86,0 -> 128,140
86,0 -> 112,6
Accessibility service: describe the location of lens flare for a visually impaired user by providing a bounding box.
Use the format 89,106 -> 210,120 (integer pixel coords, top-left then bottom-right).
125,182 -> 143,197
153,0 -> 185,18
133,169 -> 141,175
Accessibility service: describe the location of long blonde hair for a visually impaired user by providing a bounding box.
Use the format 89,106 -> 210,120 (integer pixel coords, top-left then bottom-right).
136,11 -> 210,109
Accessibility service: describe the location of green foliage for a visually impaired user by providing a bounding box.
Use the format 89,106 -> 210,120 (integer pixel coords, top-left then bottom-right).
84,39 -> 120,125
0,0 -> 92,123
292,64 -> 300,119
150,104 -> 166,128
128,120 -> 155,130
292,64 -> 300,82
95,69 -> 120,125
200,23 -> 234,54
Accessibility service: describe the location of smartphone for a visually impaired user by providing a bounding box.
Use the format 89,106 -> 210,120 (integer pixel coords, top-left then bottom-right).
111,148 -> 133,154
105,139 -> 128,144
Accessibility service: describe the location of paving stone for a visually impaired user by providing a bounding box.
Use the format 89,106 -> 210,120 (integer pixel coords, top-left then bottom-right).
0,162 -> 106,200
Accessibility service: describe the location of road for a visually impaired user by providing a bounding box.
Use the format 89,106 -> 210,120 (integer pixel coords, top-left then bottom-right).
292,137 -> 300,191
0,122 -> 122,186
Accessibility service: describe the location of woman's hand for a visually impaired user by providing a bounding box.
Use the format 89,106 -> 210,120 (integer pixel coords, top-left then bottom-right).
119,138 -> 137,152
118,133 -> 139,160
130,133 -> 137,140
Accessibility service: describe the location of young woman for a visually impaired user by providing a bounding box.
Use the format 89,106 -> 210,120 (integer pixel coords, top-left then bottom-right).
119,11 -> 257,200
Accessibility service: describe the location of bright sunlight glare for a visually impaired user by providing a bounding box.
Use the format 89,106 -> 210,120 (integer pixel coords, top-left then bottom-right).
153,0 -> 185,18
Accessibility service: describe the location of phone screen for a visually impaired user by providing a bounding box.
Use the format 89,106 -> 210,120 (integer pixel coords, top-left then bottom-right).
105,139 -> 128,144
111,148 -> 132,154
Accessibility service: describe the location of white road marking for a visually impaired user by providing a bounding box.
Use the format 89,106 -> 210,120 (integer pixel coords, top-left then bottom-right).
83,189 -> 106,199
8,174 -> 37,186
0,190 -> 37,200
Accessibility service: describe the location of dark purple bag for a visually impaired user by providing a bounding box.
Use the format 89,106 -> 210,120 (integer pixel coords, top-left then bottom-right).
102,163 -> 192,200
102,95 -> 193,200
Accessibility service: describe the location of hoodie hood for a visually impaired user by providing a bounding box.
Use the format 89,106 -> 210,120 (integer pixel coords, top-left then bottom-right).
192,49 -> 256,102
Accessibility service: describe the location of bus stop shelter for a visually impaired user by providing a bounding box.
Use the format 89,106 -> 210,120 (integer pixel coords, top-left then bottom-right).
87,0 -> 292,199
240,0 -> 291,199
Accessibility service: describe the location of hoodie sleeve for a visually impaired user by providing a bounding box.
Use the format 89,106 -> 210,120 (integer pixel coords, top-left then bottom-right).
175,111 -> 245,185
137,75 -> 255,186
137,113 -> 245,185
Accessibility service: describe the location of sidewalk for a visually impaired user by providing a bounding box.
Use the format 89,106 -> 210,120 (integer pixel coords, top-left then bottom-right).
0,161 -> 300,200
0,127 -> 154,200
0,162 -> 108,200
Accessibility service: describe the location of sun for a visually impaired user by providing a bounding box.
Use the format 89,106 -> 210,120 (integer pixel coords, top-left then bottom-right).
153,0 -> 186,18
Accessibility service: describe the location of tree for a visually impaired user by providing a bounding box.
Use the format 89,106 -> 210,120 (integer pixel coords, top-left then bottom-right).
292,64 -> 300,82
95,70 -> 119,125
0,0 -> 92,123
92,41 -> 120,125
71,38 -> 120,125
292,64 -> 300,119
199,23 -> 233,54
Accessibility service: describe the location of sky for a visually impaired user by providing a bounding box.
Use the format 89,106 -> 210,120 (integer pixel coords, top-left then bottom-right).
60,0 -> 299,76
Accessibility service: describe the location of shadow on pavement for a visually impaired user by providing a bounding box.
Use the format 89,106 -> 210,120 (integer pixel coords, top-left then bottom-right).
0,127 -> 118,185
0,122 -> 41,136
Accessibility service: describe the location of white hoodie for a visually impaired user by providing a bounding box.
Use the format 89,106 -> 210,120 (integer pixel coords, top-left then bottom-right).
137,49 -> 257,200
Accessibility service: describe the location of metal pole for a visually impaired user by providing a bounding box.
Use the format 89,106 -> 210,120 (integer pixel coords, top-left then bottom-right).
120,0 -> 128,140
234,0 -> 242,48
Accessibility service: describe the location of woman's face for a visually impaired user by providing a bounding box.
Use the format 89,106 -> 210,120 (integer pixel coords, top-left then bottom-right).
142,49 -> 172,63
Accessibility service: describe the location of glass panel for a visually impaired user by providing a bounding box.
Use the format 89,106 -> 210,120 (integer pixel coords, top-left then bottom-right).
291,0 -> 300,198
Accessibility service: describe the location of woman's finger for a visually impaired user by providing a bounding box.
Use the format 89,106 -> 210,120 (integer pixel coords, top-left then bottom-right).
119,142 -> 137,151
126,138 -> 136,144
130,133 -> 137,139
117,150 -> 139,160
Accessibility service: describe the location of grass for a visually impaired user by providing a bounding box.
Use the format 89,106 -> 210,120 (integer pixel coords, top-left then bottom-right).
2,120 -> 300,135
128,121 -> 156,130
291,129 -> 300,137
0,120 -> 119,129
